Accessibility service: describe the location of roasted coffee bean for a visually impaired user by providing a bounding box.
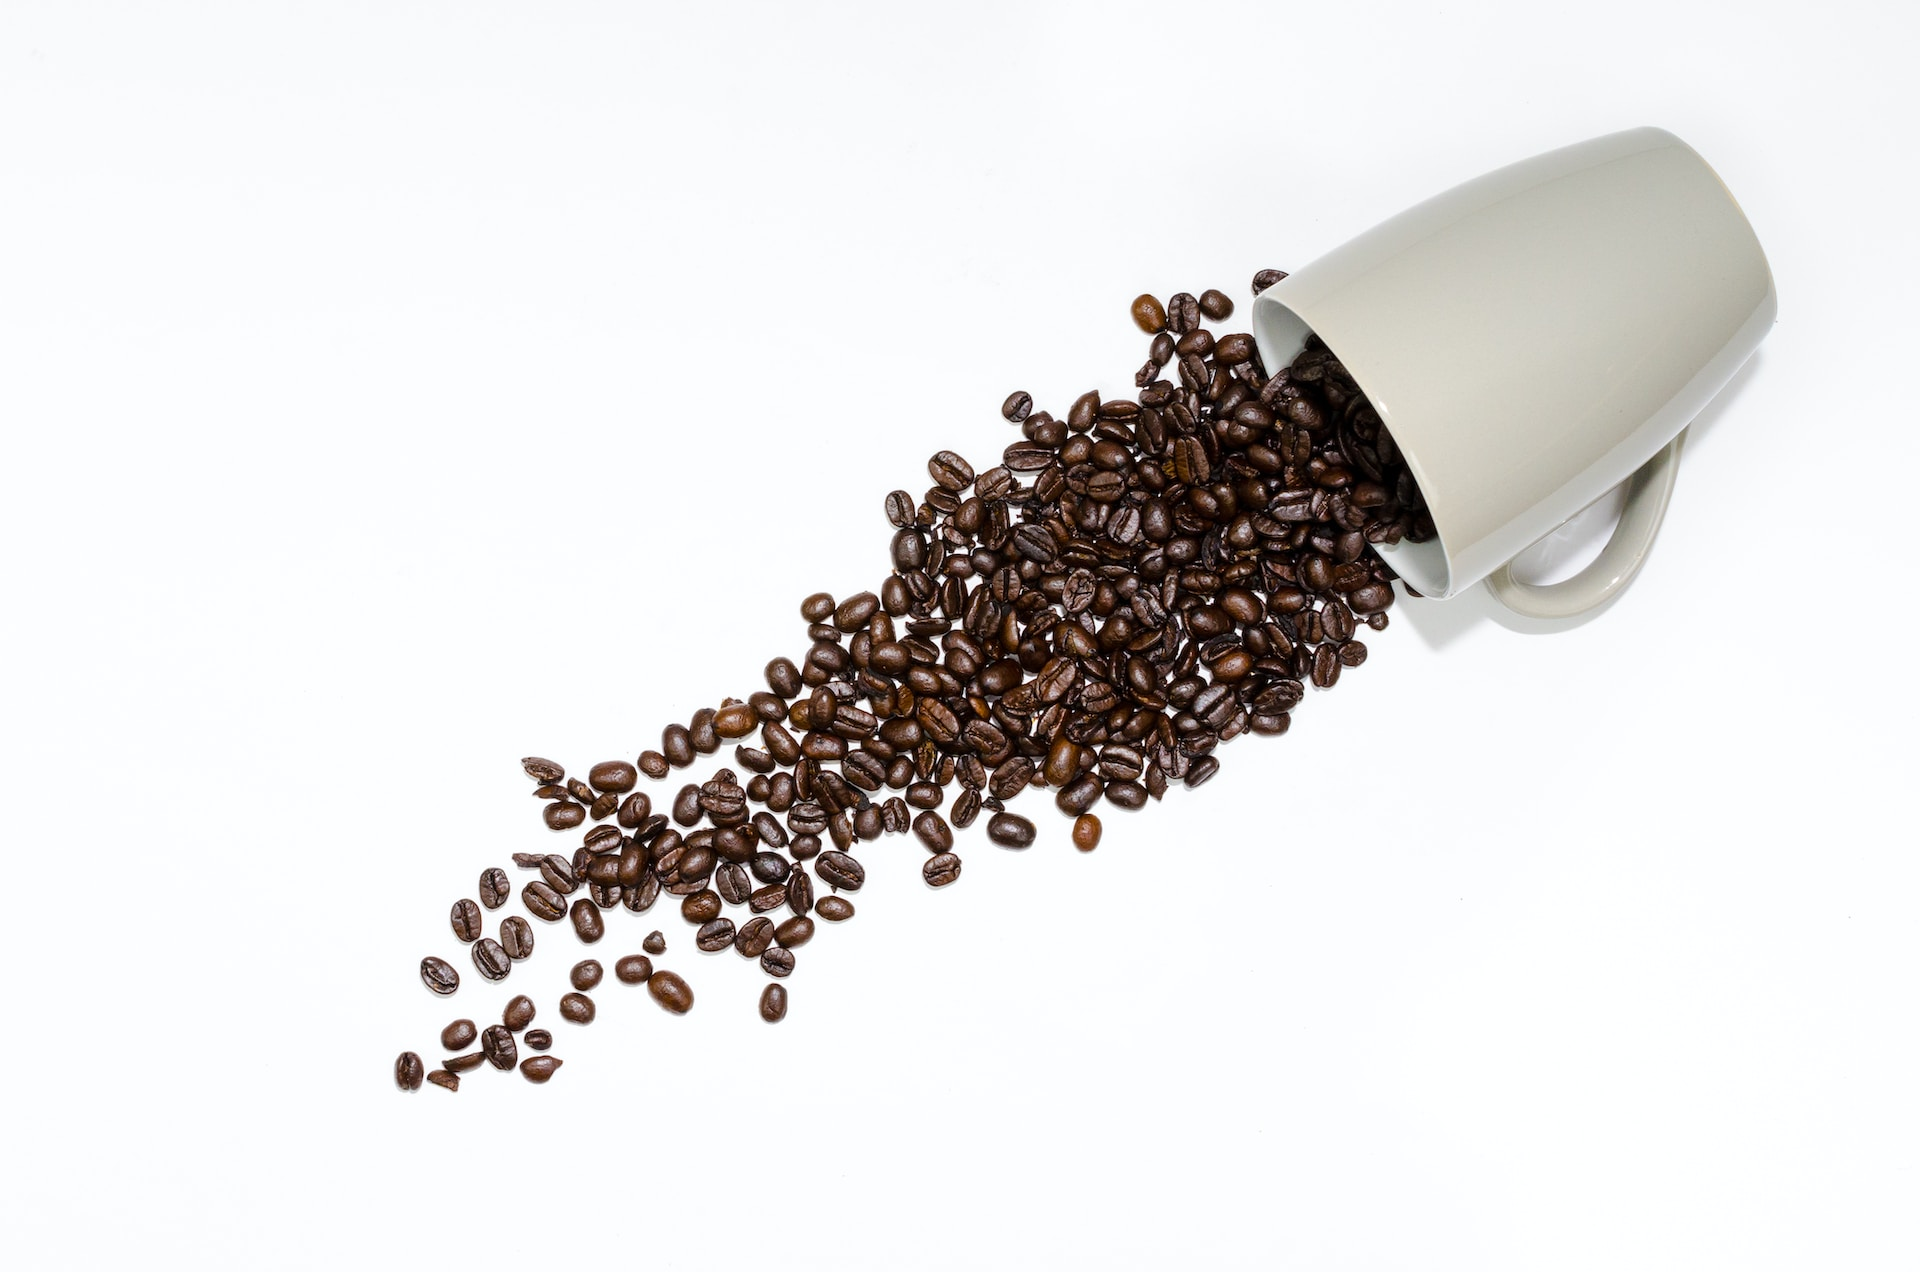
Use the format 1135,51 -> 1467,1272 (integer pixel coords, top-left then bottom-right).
395,1052 -> 425,1091
420,956 -> 460,996
543,802 -> 585,831
735,916 -> 776,958
559,992 -> 596,1024
426,1069 -> 460,1092
816,896 -> 855,923
905,780 -> 943,809
1131,293 -> 1167,333
1198,289 -> 1234,320
500,916 -> 535,960
503,995 -> 536,1031
1056,773 -> 1103,814
951,788 -> 982,829
441,1019 -> 478,1051
784,867 -> 814,917
662,724 -> 695,768
638,750 -> 670,779
523,1029 -> 552,1051
760,947 -> 796,977
524,881 -> 567,922
478,868 -> 512,910
471,938 -> 511,982
681,889 -> 722,923
520,1056 -> 562,1083
615,954 -> 653,984
696,919 -> 736,952
538,854 -> 578,895
912,810 -> 953,852
774,915 -> 815,948
1072,813 -> 1103,850
444,1051 -> 486,1073
522,757 -> 564,784
759,984 -> 789,1023
482,1024 -> 517,1071
648,970 -> 695,1014
588,760 -> 637,794
642,930 -> 666,955
1251,267 -> 1288,293
922,852 -> 962,887
986,811 -> 1037,848
715,862 -> 752,906
816,851 -> 865,891
570,898 -> 605,944
569,959 -> 603,992
450,899 -> 483,943
1002,390 -> 1033,424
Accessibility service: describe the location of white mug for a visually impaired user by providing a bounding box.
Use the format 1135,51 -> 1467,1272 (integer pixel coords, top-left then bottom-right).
1251,127 -> 1776,619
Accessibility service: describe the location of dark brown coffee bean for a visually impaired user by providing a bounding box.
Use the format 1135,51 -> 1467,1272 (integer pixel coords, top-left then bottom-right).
922,852 -> 962,887
734,916 -> 775,958
662,724 -> 695,768
523,1029 -> 552,1051
570,898 -> 605,944
450,899 -> 483,943
1184,755 -> 1220,787
500,916 -> 534,960
503,995 -> 536,1031
1198,289 -> 1233,321
815,895 -> 854,923
559,992 -> 596,1024
1251,268 -> 1287,293
478,867 -> 511,910
523,881 -> 567,922
420,956 -> 460,996
538,854 -> 578,895
426,1069 -> 459,1092
440,1019 -> 477,1051
1167,292 -> 1200,333
696,919 -> 736,952
570,959 -> 603,991
774,915 -> 815,948
760,983 -> 788,1023
482,1024 -> 517,1071
615,954 -> 653,984
816,851 -> 865,891
642,930 -> 666,955
648,970 -> 694,1013
951,788 -> 981,829
471,938 -> 511,982
928,450 -> 975,492
911,810 -> 953,853
638,750 -> 670,779
543,801 -> 585,831
681,889 -> 722,923
395,1052 -> 424,1091
587,759 -> 636,794
1001,390 -> 1033,424
714,703 -> 759,739
520,1056 -> 561,1083
760,947 -> 796,977
1131,293 -> 1167,333
1072,813 -> 1103,850
522,757 -> 564,784
1312,643 -> 1340,688
987,811 -> 1036,848
444,1051 -> 486,1074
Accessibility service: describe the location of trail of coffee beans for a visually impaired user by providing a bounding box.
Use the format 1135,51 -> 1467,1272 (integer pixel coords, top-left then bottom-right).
396,270 -> 1433,1089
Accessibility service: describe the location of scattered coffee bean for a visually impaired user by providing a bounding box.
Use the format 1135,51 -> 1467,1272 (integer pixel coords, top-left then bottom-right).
1072,813 -> 1102,851
774,915 -> 814,948
522,757 -> 564,785
395,1052 -> 424,1091
615,954 -> 653,984
559,992 -> 595,1024
570,960 -> 603,991
449,899 -> 483,943
815,895 -> 854,922
760,947 -> 795,977
523,1029 -> 552,1051
471,938 -> 511,982
912,810 -> 953,853
987,812 -> 1036,848
503,995 -> 536,1031
648,970 -> 695,1014
478,868 -> 511,910
923,852 -> 962,887
1131,294 -> 1167,333
519,1056 -> 561,1083
760,984 -> 788,1023
440,1019 -> 477,1051
444,1051 -> 486,1073
500,917 -> 534,961
696,919 -> 736,952
643,930 -> 666,955
420,956 -> 460,996
426,1069 -> 459,1092
482,1024 -> 517,1071
570,898 -> 605,944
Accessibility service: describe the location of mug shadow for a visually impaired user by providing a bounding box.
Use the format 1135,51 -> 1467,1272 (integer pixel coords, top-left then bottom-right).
1395,349 -> 1766,649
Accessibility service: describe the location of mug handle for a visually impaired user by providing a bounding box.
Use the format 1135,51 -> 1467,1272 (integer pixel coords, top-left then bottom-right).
1483,429 -> 1687,620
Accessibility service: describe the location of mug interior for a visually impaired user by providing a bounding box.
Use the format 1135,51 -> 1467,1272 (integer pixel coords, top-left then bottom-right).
1251,293 -> 1453,598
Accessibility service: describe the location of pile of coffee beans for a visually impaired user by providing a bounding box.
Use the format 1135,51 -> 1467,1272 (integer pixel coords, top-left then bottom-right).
396,270 -> 1431,1090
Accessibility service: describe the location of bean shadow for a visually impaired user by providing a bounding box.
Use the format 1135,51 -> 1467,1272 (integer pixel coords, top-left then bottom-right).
1393,350 -> 1766,648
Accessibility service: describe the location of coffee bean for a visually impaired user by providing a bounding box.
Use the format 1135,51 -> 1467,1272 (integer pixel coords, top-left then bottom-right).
559,992 -> 596,1024
774,915 -> 815,948
1072,813 -> 1102,851
450,899 -> 483,943
426,1069 -> 460,1092
986,812 -> 1036,848
482,1024 -> 517,1071
1198,289 -> 1233,320
696,919 -> 736,952
922,852 -> 962,887
420,956 -> 460,996
615,954 -> 653,984
910,810 -> 953,852
759,984 -> 788,1022
1131,294 -> 1167,333
471,938 -> 511,982
503,995 -> 536,1031
523,881 -> 567,922
395,1052 -> 424,1091
760,947 -> 795,977
648,970 -> 694,1014
643,930 -> 666,955
570,898 -> 605,944
815,896 -> 855,923
522,757 -> 564,784
816,851 -> 865,891
1251,268 -> 1287,293
681,889 -> 722,923
523,1029 -> 552,1051
568,959 -> 603,992
444,1051 -> 486,1073
785,867 -> 813,916
928,451 -> 975,492
543,802 -> 585,831
662,724 -> 695,768
638,750 -> 670,779
500,916 -> 534,960
735,916 -> 776,958
588,760 -> 637,794
478,868 -> 511,910
440,1019 -> 477,1051
519,1056 -> 562,1083
1055,773 -> 1103,815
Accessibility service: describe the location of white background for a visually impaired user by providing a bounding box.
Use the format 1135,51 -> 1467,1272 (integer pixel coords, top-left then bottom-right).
3,2 -> 1916,1268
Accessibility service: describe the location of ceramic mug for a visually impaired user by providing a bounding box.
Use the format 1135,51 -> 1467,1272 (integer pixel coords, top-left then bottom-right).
1250,126 -> 1776,619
